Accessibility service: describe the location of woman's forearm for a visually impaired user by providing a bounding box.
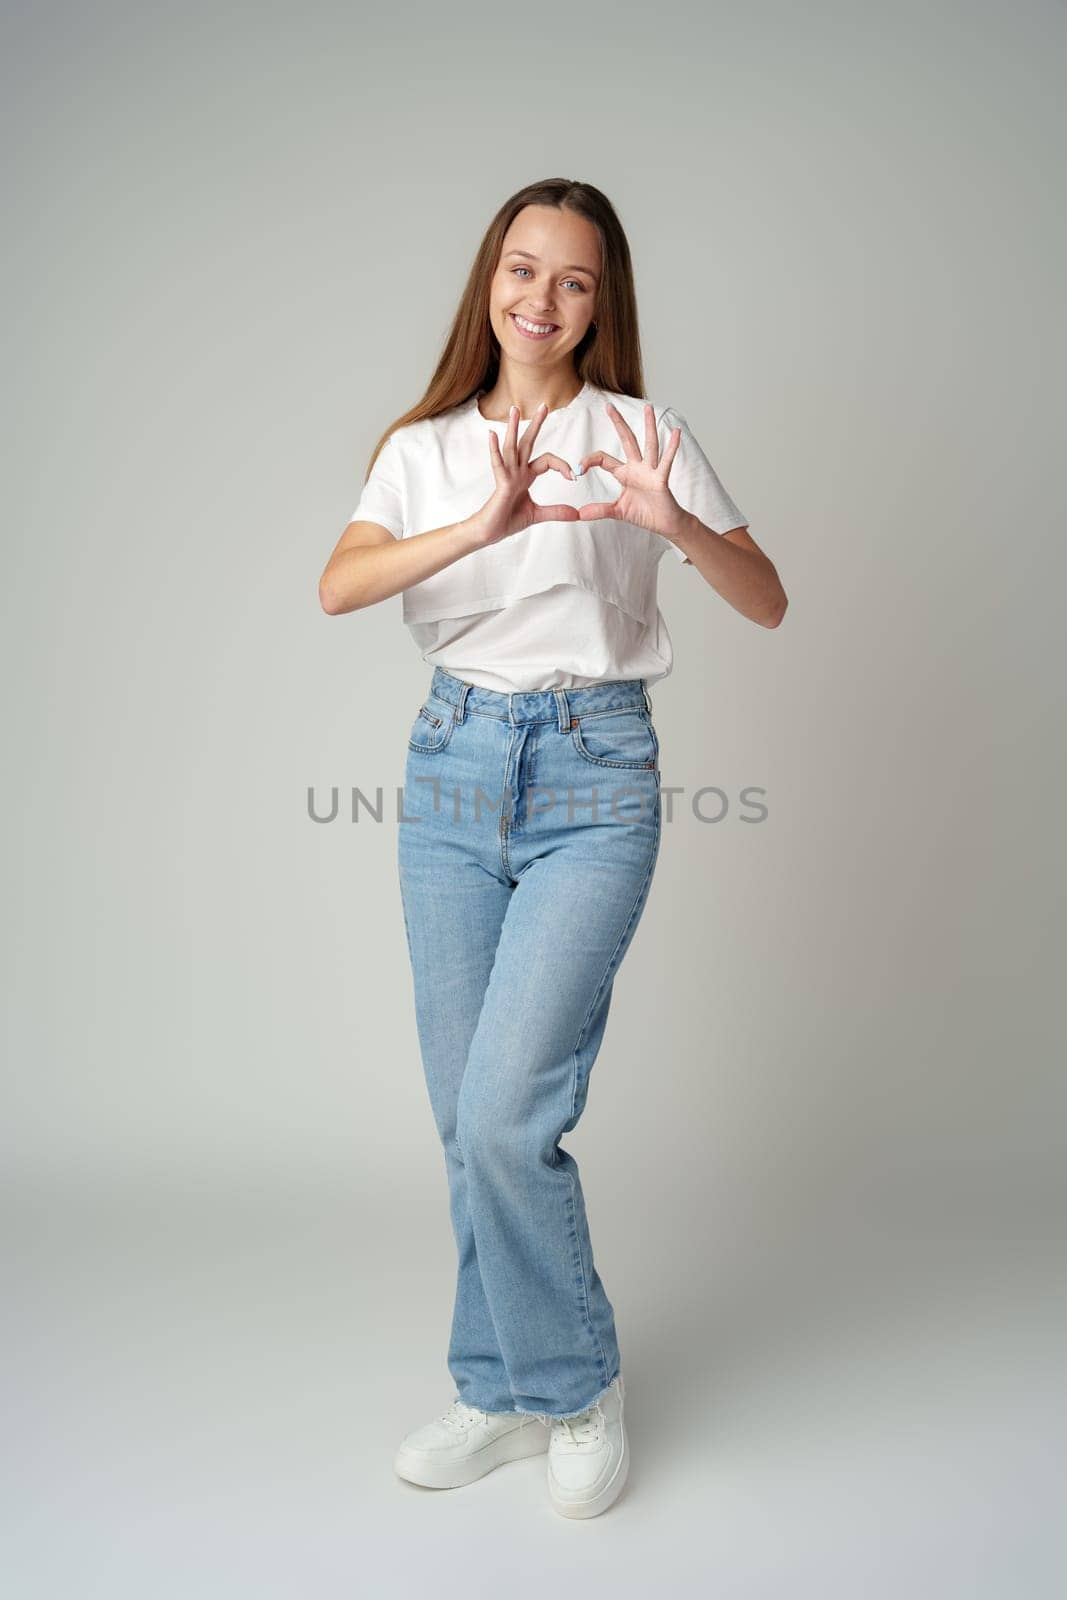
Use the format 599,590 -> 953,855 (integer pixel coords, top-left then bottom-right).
320,517 -> 486,615
672,511 -> 788,628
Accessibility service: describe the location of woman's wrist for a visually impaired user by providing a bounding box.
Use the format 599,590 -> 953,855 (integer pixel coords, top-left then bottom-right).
442,513 -> 491,557
659,507 -> 699,556
453,511 -> 497,554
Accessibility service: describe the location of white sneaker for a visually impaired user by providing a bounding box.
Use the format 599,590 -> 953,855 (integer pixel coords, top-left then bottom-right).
394,1396 -> 550,1489
545,1374 -> 629,1518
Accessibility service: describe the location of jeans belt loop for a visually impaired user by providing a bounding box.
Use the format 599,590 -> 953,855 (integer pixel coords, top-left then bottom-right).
555,688 -> 571,734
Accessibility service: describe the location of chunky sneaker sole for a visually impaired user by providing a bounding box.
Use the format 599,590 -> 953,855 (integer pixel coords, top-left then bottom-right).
394,1402 -> 550,1490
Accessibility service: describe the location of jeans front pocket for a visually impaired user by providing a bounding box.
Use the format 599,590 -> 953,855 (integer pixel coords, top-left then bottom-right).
570,707 -> 659,770
408,699 -> 457,754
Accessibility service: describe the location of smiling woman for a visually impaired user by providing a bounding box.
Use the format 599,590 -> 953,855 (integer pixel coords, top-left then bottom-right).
321,176 -> 784,1520
340,196 -> 756,688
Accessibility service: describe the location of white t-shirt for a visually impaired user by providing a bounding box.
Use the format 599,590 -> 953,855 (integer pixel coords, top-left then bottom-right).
349,380 -> 747,693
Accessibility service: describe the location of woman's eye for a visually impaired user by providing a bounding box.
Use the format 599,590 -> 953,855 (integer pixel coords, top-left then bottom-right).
509,267 -> 585,292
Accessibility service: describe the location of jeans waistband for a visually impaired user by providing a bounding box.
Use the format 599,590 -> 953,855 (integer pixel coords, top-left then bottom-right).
428,666 -> 653,728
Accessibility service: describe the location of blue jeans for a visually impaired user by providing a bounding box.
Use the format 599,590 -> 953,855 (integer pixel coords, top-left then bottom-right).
397,665 -> 663,1421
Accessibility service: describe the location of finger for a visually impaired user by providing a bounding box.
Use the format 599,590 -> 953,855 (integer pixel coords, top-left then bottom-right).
529,451 -> 576,481
576,502 -> 617,520
518,402 -> 548,468
488,429 -> 505,479
604,401 -> 641,463
505,403 -> 520,463
658,425 -> 681,481
578,449 -> 624,476
529,503 -> 580,522
645,402 -> 659,469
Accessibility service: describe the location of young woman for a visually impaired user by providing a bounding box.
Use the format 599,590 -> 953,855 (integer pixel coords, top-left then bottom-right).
320,179 -> 787,1519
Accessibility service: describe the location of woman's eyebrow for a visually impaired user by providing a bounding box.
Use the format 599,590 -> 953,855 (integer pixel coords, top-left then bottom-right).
504,249 -> 599,283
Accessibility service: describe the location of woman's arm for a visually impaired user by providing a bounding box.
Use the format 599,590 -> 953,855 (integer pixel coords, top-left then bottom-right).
321,404 -> 580,615
669,516 -> 789,628
318,516 -> 489,615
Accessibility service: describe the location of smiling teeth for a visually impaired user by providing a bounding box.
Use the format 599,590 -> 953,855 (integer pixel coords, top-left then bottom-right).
513,315 -> 556,334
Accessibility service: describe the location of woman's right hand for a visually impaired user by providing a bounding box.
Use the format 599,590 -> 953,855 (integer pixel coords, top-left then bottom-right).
467,402 -> 580,548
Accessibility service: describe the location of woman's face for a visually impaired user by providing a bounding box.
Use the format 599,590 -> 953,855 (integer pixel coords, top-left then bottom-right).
488,204 -> 601,370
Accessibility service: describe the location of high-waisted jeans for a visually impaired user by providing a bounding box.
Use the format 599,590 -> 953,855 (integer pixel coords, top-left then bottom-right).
397,665 -> 663,1421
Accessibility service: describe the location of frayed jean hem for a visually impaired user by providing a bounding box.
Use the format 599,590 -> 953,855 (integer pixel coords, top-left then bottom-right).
512,1368 -> 620,1424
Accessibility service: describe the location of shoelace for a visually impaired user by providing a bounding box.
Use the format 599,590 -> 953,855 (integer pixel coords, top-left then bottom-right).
552,1403 -> 603,1448
437,1397 -> 488,1430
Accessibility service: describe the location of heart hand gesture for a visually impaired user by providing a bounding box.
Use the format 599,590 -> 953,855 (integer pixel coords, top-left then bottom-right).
472,402 -> 580,548
576,403 -> 686,540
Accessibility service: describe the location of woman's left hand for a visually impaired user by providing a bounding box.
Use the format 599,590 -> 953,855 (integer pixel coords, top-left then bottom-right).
575,403 -> 686,540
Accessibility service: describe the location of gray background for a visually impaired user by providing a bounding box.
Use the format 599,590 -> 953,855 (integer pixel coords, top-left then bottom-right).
4,0 -> 1064,1594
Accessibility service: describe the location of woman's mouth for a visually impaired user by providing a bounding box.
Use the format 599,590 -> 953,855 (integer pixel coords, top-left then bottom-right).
509,312 -> 559,341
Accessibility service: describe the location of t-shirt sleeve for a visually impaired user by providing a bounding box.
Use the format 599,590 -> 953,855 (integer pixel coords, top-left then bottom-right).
658,407 -> 748,563
348,432 -> 405,539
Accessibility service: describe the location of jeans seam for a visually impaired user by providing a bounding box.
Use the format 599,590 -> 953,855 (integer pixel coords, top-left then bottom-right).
556,792 -> 661,1393
569,792 -> 662,1124
561,1160 -> 609,1389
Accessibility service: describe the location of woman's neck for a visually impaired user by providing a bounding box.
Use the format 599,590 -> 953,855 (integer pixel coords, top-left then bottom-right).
477,366 -> 584,422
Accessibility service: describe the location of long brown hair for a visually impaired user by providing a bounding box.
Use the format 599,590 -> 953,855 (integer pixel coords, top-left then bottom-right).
362,177 -> 648,480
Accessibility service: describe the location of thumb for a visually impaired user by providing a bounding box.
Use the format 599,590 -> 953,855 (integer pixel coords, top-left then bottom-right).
529,503 -> 580,523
